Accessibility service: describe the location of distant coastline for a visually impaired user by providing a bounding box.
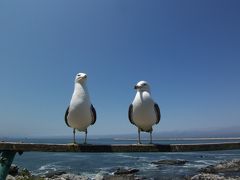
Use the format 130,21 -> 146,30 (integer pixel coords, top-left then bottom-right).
113,137 -> 240,141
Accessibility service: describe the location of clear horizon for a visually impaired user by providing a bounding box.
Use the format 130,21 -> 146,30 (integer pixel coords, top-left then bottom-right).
2,125 -> 240,139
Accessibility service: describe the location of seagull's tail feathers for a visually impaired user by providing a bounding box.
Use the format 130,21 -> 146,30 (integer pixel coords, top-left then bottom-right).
64,106 -> 70,127
90,104 -> 97,125
128,104 -> 135,125
154,103 -> 161,124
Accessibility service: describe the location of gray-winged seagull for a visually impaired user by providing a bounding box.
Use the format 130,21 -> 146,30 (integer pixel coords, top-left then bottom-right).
65,73 -> 96,144
128,81 -> 160,144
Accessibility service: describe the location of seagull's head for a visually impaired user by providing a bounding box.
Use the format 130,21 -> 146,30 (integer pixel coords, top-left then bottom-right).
134,81 -> 150,92
75,73 -> 87,84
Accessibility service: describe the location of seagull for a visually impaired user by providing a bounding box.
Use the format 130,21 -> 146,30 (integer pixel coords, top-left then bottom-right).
65,73 -> 96,144
128,81 -> 160,144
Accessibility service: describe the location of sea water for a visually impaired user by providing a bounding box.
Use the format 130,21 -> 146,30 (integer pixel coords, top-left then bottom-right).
5,138 -> 240,179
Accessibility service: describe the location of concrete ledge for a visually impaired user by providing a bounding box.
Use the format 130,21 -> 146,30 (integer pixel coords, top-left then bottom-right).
0,142 -> 240,152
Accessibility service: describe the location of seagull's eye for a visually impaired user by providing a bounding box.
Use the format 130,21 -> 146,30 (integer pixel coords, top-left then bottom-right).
77,74 -> 80,76
142,83 -> 146,86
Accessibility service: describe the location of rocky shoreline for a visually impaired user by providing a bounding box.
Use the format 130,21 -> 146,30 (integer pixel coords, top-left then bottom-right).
6,159 -> 240,180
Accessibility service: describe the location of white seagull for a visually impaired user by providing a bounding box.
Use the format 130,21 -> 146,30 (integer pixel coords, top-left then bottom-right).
65,73 -> 96,144
128,81 -> 160,144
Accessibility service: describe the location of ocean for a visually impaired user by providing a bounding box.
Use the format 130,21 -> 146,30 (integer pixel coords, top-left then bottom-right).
6,138 -> 240,179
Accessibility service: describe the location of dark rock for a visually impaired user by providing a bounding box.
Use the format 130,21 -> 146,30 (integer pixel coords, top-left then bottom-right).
103,174 -> 136,180
200,159 -> 240,174
44,170 -> 66,178
151,159 -> 188,166
8,166 -> 36,179
113,168 -> 139,175
9,164 -> 18,176
104,175 -> 135,180
59,173 -> 89,180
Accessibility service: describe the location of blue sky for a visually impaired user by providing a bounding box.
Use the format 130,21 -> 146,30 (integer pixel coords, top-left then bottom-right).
0,0 -> 240,137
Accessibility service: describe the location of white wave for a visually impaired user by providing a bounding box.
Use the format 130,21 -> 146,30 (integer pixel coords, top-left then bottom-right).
195,160 -> 219,165
38,164 -> 57,171
37,163 -> 71,175
116,154 -> 149,162
116,154 -> 135,159
184,160 -> 218,169
163,152 -> 200,155
145,164 -> 159,170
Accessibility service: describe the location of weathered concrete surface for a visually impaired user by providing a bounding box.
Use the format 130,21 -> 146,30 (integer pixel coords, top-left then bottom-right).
1,142 -> 240,152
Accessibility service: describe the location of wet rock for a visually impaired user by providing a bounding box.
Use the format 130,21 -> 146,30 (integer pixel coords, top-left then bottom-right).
191,173 -> 239,180
18,168 -> 31,177
200,159 -> 240,174
95,173 -> 104,180
9,164 -> 19,176
44,170 -> 66,178
113,168 -> 139,175
8,166 -> 45,180
151,159 -> 188,166
6,175 -> 16,180
54,173 -> 90,180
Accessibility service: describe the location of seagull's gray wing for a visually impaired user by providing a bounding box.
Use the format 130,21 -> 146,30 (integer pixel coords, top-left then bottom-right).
128,104 -> 135,125
154,103 -> 161,124
90,104 -> 97,125
65,106 -> 70,127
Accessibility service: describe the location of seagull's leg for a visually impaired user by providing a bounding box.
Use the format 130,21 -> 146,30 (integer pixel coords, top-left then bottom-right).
138,128 -> 141,144
84,129 -> 88,144
150,131 -> 153,144
73,128 -> 76,144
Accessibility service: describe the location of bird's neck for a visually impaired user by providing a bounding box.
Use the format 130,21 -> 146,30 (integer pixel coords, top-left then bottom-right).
135,90 -> 152,101
73,83 -> 90,99
137,90 -> 151,96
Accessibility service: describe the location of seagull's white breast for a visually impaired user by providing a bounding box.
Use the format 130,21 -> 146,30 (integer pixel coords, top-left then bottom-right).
67,84 -> 92,131
132,91 -> 156,131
